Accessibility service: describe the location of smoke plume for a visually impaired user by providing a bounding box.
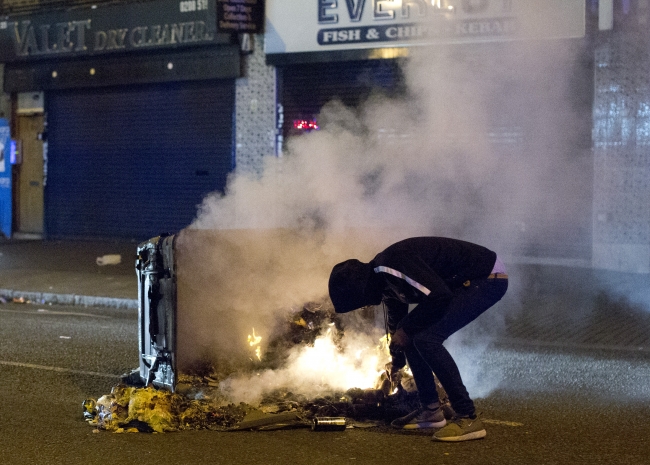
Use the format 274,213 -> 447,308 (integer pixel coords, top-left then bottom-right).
177,37 -> 588,403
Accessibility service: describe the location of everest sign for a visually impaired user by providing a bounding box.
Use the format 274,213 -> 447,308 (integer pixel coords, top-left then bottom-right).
264,0 -> 585,55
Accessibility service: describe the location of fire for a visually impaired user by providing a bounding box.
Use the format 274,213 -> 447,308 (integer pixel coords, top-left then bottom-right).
287,326 -> 388,390
247,327 -> 262,361
378,333 -> 391,357
221,325 -> 395,404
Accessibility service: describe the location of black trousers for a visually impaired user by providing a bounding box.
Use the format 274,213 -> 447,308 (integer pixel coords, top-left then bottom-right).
402,277 -> 508,417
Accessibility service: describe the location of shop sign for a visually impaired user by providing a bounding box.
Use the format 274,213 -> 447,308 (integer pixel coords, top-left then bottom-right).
217,0 -> 265,32
265,0 -> 585,55
0,0 -> 221,62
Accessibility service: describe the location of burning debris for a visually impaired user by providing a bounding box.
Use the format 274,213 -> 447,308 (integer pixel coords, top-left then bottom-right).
83,376 -> 430,433
101,232 -> 456,434
83,382 -> 249,433
253,299 -> 345,369
85,301 -> 451,433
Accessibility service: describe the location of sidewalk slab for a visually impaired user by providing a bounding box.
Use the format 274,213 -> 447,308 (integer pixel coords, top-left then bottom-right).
0,288 -> 137,310
0,270 -> 136,299
0,239 -> 139,309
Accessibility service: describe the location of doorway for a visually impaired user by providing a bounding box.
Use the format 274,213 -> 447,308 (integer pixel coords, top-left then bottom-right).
14,114 -> 44,236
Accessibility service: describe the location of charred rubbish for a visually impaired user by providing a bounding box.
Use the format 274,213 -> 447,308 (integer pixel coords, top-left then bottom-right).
86,295 -> 448,432
85,233 -> 451,433
83,367 -> 450,433
82,377 -> 430,433
83,383 -> 249,433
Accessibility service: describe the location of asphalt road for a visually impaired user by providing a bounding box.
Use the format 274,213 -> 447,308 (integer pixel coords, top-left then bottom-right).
0,301 -> 648,465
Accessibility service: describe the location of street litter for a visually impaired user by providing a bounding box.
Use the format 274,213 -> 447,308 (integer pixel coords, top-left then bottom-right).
83,378 -> 429,433
96,254 -> 122,266
312,417 -> 347,431
84,302 -> 451,433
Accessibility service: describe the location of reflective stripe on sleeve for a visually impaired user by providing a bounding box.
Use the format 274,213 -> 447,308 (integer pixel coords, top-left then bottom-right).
373,266 -> 431,296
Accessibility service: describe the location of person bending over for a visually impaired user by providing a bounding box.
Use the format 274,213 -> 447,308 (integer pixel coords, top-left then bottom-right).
328,236 -> 508,442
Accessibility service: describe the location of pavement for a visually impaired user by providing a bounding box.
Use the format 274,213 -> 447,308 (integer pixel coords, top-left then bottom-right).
0,237 -> 140,310
1,238 -> 649,464
2,238 -> 648,465
1,237 -> 650,352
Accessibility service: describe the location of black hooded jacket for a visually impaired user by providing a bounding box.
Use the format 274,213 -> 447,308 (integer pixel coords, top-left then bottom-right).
370,237 -> 496,336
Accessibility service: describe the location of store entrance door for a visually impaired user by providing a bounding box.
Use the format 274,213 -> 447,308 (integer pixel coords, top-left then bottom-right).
15,114 -> 44,236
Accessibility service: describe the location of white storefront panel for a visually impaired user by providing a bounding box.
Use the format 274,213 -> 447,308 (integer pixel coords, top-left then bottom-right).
265,0 -> 585,55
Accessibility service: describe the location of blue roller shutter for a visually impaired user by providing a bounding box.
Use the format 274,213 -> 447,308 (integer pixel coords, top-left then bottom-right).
45,79 -> 234,240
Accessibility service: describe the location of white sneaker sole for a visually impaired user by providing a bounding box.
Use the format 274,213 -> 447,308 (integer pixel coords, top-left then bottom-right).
432,429 -> 486,441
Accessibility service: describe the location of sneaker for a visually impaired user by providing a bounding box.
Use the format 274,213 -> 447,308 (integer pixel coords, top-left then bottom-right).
431,415 -> 486,442
440,401 -> 456,420
391,405 -> 447,429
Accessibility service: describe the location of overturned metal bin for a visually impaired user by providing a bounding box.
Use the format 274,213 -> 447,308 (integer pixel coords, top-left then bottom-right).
129,228 -> 398,393
135,233 -> 177,391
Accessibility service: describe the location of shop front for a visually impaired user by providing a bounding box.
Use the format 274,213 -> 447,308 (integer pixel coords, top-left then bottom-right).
264,0 -> 594,261
0,0 -> 240,240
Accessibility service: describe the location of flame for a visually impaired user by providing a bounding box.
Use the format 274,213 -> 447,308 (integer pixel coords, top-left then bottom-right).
286,327 -> 389,390
222,327 -> 394,404
378,333 -> 391,357
247,327 -> 262,361
248,327 -> 262,346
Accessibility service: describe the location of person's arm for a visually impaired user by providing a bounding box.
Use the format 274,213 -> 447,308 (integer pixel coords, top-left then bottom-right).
384,297 -> 408,369
385,297 -> 408,334
384,255 -> 453,339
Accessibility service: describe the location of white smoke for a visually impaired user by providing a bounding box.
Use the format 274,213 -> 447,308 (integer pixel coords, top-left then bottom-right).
181,37 -> 586,403
219,328 -> 388,405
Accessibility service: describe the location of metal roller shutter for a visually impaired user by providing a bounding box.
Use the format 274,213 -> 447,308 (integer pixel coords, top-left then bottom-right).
279,48 -> 592,259
45,79 -> 234,240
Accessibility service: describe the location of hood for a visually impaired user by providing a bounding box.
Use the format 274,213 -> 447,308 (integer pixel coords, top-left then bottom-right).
328,259 -> 378,313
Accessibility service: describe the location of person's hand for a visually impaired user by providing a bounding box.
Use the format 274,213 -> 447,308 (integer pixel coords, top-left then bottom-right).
387,362 -> 403,392
389,328 -> 411,352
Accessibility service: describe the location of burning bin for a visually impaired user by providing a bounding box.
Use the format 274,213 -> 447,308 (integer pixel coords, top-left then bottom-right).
130,228 -> 397,393
135,233 -> 177,391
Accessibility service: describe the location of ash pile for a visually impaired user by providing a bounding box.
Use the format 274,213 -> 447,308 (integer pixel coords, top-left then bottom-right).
83,301 -> 450,433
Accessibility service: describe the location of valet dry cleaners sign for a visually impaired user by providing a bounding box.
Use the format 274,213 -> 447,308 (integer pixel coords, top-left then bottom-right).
0,0 -> 221,62
265,0 -> 585,54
